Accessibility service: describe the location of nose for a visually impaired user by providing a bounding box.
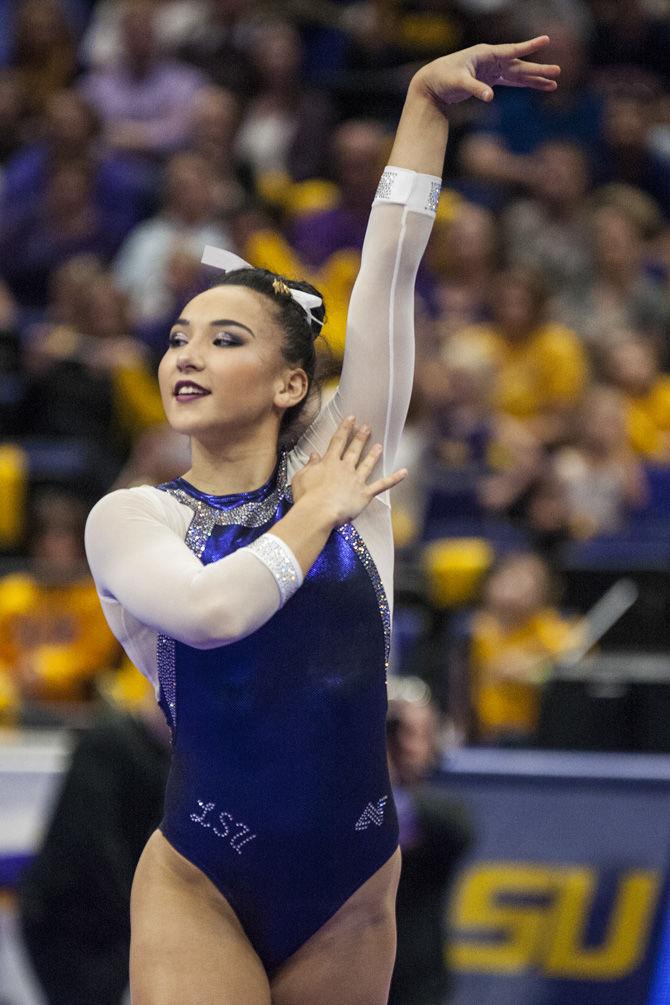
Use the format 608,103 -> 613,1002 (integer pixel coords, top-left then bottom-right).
176,347 -> 204,372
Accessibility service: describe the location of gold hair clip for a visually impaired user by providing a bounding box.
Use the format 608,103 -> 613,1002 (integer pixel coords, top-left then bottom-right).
272,277 -> 291,297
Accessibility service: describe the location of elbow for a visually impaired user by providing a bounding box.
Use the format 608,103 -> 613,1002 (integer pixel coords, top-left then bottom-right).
178,600 -> 250,650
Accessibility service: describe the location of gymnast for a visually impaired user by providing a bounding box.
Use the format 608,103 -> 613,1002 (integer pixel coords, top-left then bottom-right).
85,37 -> 559,1005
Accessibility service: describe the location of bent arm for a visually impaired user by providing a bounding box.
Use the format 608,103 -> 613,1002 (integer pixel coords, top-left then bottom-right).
85,489 -> 334,650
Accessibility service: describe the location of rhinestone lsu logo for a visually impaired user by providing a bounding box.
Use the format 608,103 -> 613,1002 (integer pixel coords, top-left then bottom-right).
355,795 -> 388,831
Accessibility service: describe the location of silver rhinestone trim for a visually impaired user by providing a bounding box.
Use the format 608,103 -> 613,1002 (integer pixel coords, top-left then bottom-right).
374,169 -> 397,203
426,180 -> 441,213
161,453 -> 289,559
246,533 -> 301,607
336,523 -> 391,677
157,633 -> 176,741
154,455 -> 289,741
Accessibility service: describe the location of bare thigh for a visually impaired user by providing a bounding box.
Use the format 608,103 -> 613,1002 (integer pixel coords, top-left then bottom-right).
129,829 -> 271,1005
270,847 -> 402,1005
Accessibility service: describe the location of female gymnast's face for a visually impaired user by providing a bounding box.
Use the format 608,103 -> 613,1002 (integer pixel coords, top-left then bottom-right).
158,285 -> 298,441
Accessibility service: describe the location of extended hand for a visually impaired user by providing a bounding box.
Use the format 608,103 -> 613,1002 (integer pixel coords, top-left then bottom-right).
416,36 -> 560,107
291,416 -> 407,526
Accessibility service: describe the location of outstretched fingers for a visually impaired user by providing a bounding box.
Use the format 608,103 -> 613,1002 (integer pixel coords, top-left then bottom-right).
502,59 -> 560,85
501,73 -> 559,91
367,467 -> 408,499
489,35 -> 551,59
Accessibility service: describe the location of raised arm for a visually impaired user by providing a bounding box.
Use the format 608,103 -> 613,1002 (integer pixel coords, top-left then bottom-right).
293,38 -> 559,478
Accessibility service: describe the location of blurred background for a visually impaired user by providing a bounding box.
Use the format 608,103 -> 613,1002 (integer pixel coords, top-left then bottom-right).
0,0 -> 670,1003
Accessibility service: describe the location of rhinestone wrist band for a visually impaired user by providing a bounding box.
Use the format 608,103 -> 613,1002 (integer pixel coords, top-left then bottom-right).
373,166 -> 441,216
246,533 -> 303,607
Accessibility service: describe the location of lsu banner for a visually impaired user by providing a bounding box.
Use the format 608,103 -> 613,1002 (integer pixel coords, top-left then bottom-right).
439,750 -> 670,1005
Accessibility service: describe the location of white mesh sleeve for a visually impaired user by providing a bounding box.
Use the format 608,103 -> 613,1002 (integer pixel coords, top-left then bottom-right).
85,489 -> 301,650
291,166 -> 439,481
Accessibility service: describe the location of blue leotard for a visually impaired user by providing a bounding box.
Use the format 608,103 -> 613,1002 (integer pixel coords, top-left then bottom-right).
85,166 -> 440,972
155,452 -> 397,971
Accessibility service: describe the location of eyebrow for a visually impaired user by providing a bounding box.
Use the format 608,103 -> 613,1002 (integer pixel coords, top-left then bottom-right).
171,318 -> 256,337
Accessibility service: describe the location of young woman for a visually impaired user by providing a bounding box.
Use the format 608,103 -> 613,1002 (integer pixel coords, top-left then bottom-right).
85,37 -> 559,1005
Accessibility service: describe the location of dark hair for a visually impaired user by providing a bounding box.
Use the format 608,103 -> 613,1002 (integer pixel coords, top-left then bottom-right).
212,268 -> 327,444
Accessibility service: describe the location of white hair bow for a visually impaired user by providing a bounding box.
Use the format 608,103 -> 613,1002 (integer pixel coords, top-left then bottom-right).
201,245 -> 324,331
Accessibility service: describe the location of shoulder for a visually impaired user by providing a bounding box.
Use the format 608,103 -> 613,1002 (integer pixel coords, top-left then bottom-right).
85,485 -> 191,539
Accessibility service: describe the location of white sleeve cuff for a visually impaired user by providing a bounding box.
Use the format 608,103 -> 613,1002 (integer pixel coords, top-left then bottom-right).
372,166 -> 442,216
245,532 -> 303,607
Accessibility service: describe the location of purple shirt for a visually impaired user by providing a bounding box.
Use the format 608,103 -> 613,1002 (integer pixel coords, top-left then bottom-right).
290,205 -> 368,270
80,60 -> 207,156
2,143 -> 153,240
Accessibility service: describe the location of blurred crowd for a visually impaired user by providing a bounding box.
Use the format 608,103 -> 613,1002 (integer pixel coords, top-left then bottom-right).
1,0 -> 670,747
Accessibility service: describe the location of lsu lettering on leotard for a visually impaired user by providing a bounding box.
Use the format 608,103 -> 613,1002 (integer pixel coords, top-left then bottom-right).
85,167 -> 440,972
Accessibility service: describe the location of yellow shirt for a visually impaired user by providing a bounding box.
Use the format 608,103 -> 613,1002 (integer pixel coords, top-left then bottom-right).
626,377 -> 670,460
112,363 -> 166,441
0,573 -> 120,701
471,609 -> 576,738
453,323 -> 588,420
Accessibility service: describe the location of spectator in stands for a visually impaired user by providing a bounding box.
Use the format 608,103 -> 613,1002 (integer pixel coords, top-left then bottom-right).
588,0 -> 670,86
0,490 -> 120,708
552,190 -> 670,348
19,681 -> 170,1005
22,269 -> 164,474
289,118 -> 389,269
2,88 -> 151,242
603,336 -> 670,463
80,0 -> 207,164
429,199 -> 499,340
552,385 -> 647,538
175,0 -> 259,98
450,265 -> 589,445
386,679 -> 473,1005
23,253 -> 102,349
234,20 -> 334,183
597,91 -> 670,217
114,151 -> 229,325
188,85 -> 249,218
0,157 -> 125,308
469,552 -> 577,744
459,20 -> 604,203
501,139 -> 592,294
112,424 -> 191,490
414,336 -> 542,529
239,118 -> 390,359
80,0 -> 209,70
11,0 -> 79,121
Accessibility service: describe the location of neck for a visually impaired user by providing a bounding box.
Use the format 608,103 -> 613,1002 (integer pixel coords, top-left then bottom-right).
183,429 -> 280,495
